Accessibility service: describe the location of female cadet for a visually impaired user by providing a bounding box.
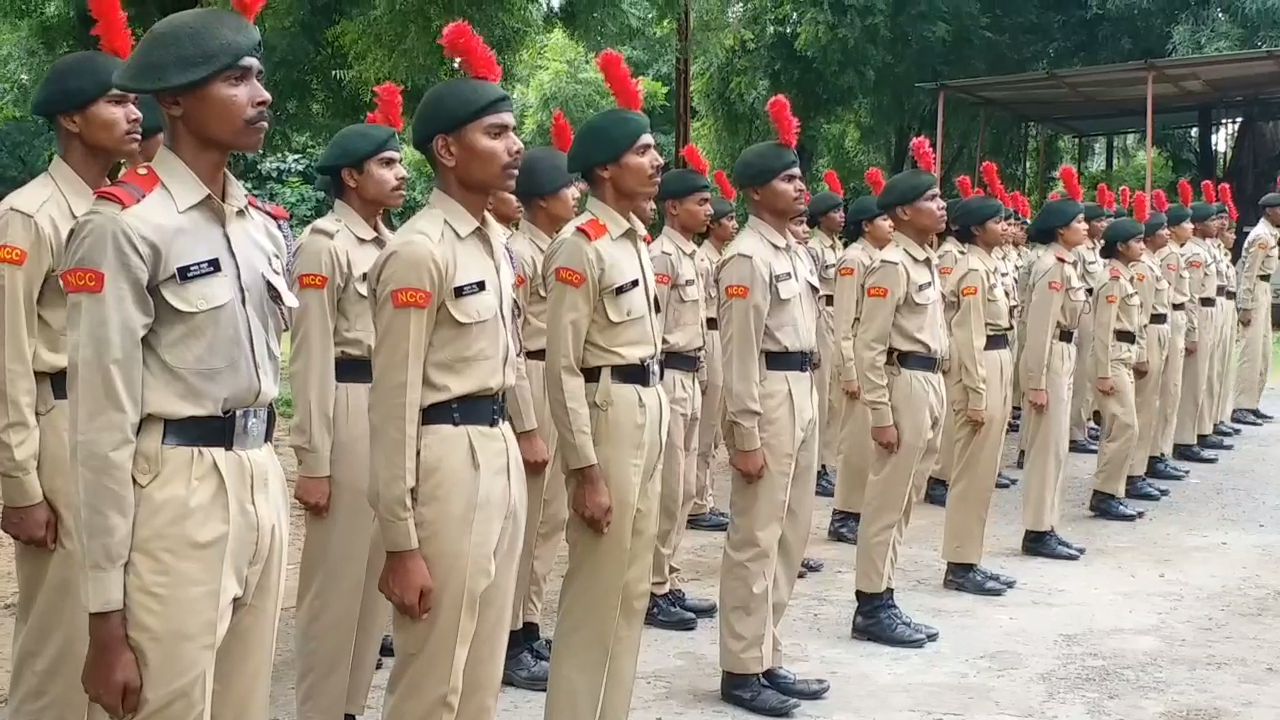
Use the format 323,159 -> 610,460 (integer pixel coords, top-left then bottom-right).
1019,195 -> 1090,561
940,196 -> 1017,595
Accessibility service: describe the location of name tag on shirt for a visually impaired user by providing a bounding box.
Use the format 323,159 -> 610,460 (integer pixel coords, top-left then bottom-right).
683,278 -> 696,287
774,271 -> 793,282
918,280 -> 933,291
175,258 -> 222,283
615,278 -> 640,295
454,280 -> 486,298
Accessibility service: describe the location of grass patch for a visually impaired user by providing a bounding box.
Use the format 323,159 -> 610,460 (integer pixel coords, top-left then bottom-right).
276,332 -> 293,420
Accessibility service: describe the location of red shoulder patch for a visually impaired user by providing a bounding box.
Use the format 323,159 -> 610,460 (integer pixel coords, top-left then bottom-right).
939,266 -> 954,276
0,244 -> 28,267
1055,253 -> 1070,263
1109,268 -> 1122,279
644,233 -> 655,245
94,165 -> 161,208
575,218 -> 608,242
654,273 -> 672,286
297,273 -> 329,290
248,195 -> 291,221
60,268 -> 105,294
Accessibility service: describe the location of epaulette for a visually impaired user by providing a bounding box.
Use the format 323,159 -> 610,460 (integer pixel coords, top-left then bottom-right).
94,165 -> 161,208
248,194 -> 291,221
1054,252 -> 1071,263
1109,268 -> 1123,279
302,214 -> 344,243
574,218 -> 608,242
3,172 -> 56,216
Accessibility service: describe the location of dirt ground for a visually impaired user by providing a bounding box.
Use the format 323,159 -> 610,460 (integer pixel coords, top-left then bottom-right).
2,388 -> 1279,720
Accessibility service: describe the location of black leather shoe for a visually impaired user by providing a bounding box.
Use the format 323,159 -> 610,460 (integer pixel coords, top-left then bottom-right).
1140,477 -> 1171,497
1213,422 -> 1238,437
1174,444 -> 1219,463
762,666 -> 830,700
1146,457 -> 1187,480
346,714 -> 358,720
1232,409 -> 1260,426
887,597 -> 940,643
801,557 -> 824,573
1050,530 -> 1087,555
721,672 -> 801,717
1124,477 -> 1163,501
1087,426 -> 1101,442
646,593 -> 697,630
670,588 -> 717,618
1016,449 -> 1025,469
925,478 -> 948,507
1011,406 -> 1022,421
380,634 -> 394,658
503,645 -> 550,691
1007,418 -> 1020,433
1022,530 -> 1081,560
530,637 -> 552,662
687,511 -> 730,532
1089,490 -> 1144,520
1198,434 -> 1232,451
827,510 -> 859,544
1252,408 -> 1275,421
815,466 -> 835,498
943,564 -> 1008,596
995,473 -> 1012,489
851,593 -> 928,648
977,566 -> 1017,588
1160,454 -> 1191,473
1069,439 -> 1099,454
1228,422 -> 1244,434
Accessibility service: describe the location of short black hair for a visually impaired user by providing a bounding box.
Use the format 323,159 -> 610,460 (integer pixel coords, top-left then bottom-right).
955,227 -> 978,244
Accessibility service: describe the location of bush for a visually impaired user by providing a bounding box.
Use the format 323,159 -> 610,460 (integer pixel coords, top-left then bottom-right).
0,119 -> 53,198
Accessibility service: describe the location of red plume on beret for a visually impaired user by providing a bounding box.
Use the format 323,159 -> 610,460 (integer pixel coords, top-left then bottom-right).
1058,165 -> 1083,203
909,136 -> 936,174
364,83 -> 405,132
713,170 -> 737,202
1177,179 -> 1193,207
232,0 -> 267,23
681,144 -> 710,177
823,170 -> 844,197
88,0 -> 134,59
1048,191 -> 1063,201
1200,180 -> 1216,204
597,49 -> 644,112
955,175 -> 974,199
1153,189 -> 1170,213
550,109 -> 574,153
1119,186 -> 1132,210
440,20 -> 503,83
1134,191 -> 1150,223
980,160 -> 1004,197
766,95 -> 800,150
1095,183 -> 1109,205
1218,183 -> 1233,207
865,167 -> 886,197
1013,192 -> 1030,219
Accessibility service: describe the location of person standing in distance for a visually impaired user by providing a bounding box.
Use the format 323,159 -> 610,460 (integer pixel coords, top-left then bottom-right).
923,190 -> 968,508
1172,201 -> 1223,463
807,171 -> 846,498
1068,200 -> 1111,454
1149,189 -> 1195,478
1232,192 -> 1280,423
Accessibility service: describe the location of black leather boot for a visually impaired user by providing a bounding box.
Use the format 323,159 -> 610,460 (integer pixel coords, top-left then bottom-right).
943,563 -> 1008,596
1252,407 -> 1275,421
1213,422 -> 1238,437
1232,409 -> 1264,426
1198,433 -> 1232,451
503,630 -> 550,691
886,590 -> 940,642
815,465 -> 835,498
1015,449 -> 1025,469
762,666 -> 830,700
1173,443 -> 1218,463
827,510 -> 859,544
670,588 -> 717,618
851,591 -> 928,647
1069,438 -> 1099,454
1050,529 -> 1087,555
721,672 -> 801,716
1021,529 -> 1081,560
925,477 -> 948,507
1089,490 -> 1144,520
1146,456 -> 1187,480
380,633 -> 394,658
645,592 -> 697,630
977,566 -> 1017,588
687,511 -> 730,531
1124,476 -> 1163,501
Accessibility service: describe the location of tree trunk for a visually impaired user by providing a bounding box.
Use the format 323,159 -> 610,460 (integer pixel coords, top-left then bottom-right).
674,0 -> 692,163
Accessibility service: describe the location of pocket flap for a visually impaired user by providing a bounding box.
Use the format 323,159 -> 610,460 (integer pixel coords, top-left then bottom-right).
443,285 -> 499,325
158,275 -> 235,314
602,277 -> 646,323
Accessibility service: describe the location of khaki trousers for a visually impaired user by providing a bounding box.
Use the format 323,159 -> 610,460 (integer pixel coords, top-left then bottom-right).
1128,325 -> 1170,475
87,423 -> 288,720
1235,282 -> 1273,410
1155,311 -> 1188,456
1093,360 -> 1138,497
1203,303 -> 1230,433
719,370 -> 817,673
652,367 -> 700,593
817,303 -> 843,470
1069,303 -> 1098,442
511,358 -> 566,628
9,393 -> 89,720
545,383 -> 666,720
382,423 -> 525,720
942,349 -> 1012,563
693,329 -> 724,515
295,383 -> 387,720
1022,341 -> 1076,531
854,369 -> 945,593
928,377 -> 956,482
835,394 -> 872,513
1216,299 -> 1239,423
1010,323 -> 1022,406
1176,305 -> 1216,444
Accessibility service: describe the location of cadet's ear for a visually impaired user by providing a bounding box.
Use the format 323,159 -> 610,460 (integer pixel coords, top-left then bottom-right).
431,133 -> 459,170
340,166 -> 362,191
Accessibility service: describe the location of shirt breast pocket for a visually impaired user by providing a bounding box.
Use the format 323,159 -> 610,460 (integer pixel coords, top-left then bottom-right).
155,275 -> 238,370
441,282 -> 499,362
602,277 -> 648,324
771,272 -> 800,327
908,276 -> 938,307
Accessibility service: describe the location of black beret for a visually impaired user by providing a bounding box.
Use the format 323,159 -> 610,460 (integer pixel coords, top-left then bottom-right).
945,198 -> 962,223
316,124 -> 400,178
1143,212 -> 1168,237
412,78 -> 513,157
842,195 -> 884,243
1257,193 -> 1280,208
711,197 -> 736,222
1190,202 -> 1217,223
952,197 -> 1004,230
876,169 -> 937,211
1102,218 -> 1144,251
732,141 -> 799,189
567,109 -> 650,175
515,146 -> 574,200
1083,202 -> 1107,222
1028,199 -> 1084,244
1166,206 -> 1193,226
31,51 -> 122,118
1112,208 -> 1129,218
114,9 -> 261,93
808,191 -> 843,220
656,168 -> 711,201
138,95 -> 165,139
1214,203 -> 1228,216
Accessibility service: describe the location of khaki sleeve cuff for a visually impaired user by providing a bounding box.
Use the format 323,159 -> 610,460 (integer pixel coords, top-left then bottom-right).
1026,375 -> 1046,390
379,519 -> 419,553
87,568 -> 126,614
0,472 -> 44,508
733,425 -> 761,452
870,407 -> 895,428
293,449 -> 331,479
966,391 -> 986,411
561,443 -> 598,472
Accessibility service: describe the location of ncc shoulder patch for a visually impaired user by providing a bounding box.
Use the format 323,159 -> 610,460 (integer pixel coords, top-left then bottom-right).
867,286 -> 890,298
724,284 -> 750,300
654,273 -> 672,286
838,266 -> 856,277
1166,263 -> 1178,272
298,273 -> 329,290
961,285 -> 979,298
390,287 -> 431,309
94,165 -> 161,208
0,244 -> 28,266
555,266 -> 586,288
1048,280 -> 1063,292
575,218 -> 608,242
1136,272 -> 1147,282
1106,294 -> 1118,304
60,267 -> 105,294
248,195 -> 291,221
1188,260 -> 1204,269
939,266 -> 954,276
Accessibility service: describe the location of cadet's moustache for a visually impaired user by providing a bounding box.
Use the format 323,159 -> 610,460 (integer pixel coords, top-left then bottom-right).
248,111 -> 272,127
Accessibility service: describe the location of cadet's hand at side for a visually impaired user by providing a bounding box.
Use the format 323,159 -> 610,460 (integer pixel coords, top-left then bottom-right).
730,448 -> 766,483
1240,309 -> 1253,328
380,550 -> 433,619
294,476 -> 331,517
1,500 -> 57,550
964,408 -> 986,426
1027,389 -> 1049,412
1186,340 -> 1198,356
571,464 -> 612,534
1134,362 -> 1149,380
1095,378 -> 1117,396
516,430 -> 550,476
842,381 -> 861,399
871,424 -> 899,453
83,612 -> 142,719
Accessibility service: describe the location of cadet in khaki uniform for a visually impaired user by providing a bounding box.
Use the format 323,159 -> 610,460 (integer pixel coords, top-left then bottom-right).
827,193 -> 894,545
715,97 -> 827,717
1069,203 -> 1110,453
1212,210 -> 1242,435
688,193 -> 738,532
543,51 -> 669,720
1019,197 -> 1090,561
924,220 -> 967,506
646,157 -> 718,631
939,197 -> 1017,596
290,119 -> 405,720
1087,218 -> 1156,520
0,49 -> 140,720
1150,200 -> 1195,478
1173,202 -> 1224,463
1233,193 -> 1280,422
808,174 -> 846,498
67,9 -> 292,718
503,143 -> 580,689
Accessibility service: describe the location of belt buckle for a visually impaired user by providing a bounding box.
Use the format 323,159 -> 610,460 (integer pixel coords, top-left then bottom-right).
493,395 -> 507,426
231,407 -> 270,450
643,357 -> 661,386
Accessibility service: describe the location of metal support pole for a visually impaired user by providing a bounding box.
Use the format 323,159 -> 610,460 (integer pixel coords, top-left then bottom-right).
975,109 -> 987,177
1145,69 -> 1155,194
935,88 -> 946,177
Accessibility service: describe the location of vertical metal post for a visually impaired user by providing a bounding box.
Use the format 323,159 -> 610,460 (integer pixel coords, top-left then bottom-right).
974,109 -> 987,177
1145,68 -> 1155,194
935,88 -> 946,176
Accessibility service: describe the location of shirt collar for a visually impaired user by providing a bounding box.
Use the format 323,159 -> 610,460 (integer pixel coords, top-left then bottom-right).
585,196 -> 637,240
893,231 -> 935,262
518,219 -> 553,251
151,146 -> 248,213
48,156 -> 94,217
660,225 -> 698,255
1109,257 -> 1134,278
333,199 -> 381,242
969,244 -> 998,270
746,215 -> 790,249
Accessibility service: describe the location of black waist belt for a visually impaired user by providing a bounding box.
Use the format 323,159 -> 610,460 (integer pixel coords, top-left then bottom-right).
663,352 -> 699,373
1226,290 -> 1237,301
984,334 -> 1011,350
1171,302 -> 1186,311
823,296 -> 835,308
763,351 -> 814,372
582,358 -> 661,386
705,318 -> 719,331
420,395 -> 506,427
1216,287 -> 1227,297
1115,330 -> 1137,344
1260,273 -> 1272,282
335,358 -> 372,384
163,408 -> 275,450
891,350 -> 942,373
44,371 -> 68,401
1199,297 -> 1217,307
1057,329 -> 1075,343
525,349 -> 547,361
1148,313 -> 1168,325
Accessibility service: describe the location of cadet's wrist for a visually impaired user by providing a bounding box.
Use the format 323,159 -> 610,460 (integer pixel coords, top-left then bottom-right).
293,450 -> 331,479
379,519 -> 419,553
0,472 -> 45,509
86,569 -> 126,614
563,446 -> 599,473
733,426 -> 761,453
869,407 -> 894,428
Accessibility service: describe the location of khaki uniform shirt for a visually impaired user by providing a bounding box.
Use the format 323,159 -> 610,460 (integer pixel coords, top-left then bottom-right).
1158,242 -> 1196,340
1021,242 -> 1088,390
813,228 -> 841,299
544,197 -> 662,471
0,157 -> 92,507
947,245 -> 1013,410
1093,258 -> 1143,375
650,226 -> 706,354
288,200 -> 392,478
65,147 -> 292,612
834,239 -> 880,386
1237,217 -> 1279,311
854,233 -> 948,427
717,216 -> 819,451
1076,241 -> 1108,293
1132,250 -> 1171,366
510,220 -> 554,353
696,239 -> 724,324
1182,236 -> 1220,344
366,189 -> 522,553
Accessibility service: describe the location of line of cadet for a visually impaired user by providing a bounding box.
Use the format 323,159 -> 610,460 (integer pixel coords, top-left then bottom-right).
3,5 -> 1279,720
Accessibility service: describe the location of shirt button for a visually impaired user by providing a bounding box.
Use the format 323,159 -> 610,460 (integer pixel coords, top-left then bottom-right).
196,299 -> 207,310
137,463 -> 149,474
